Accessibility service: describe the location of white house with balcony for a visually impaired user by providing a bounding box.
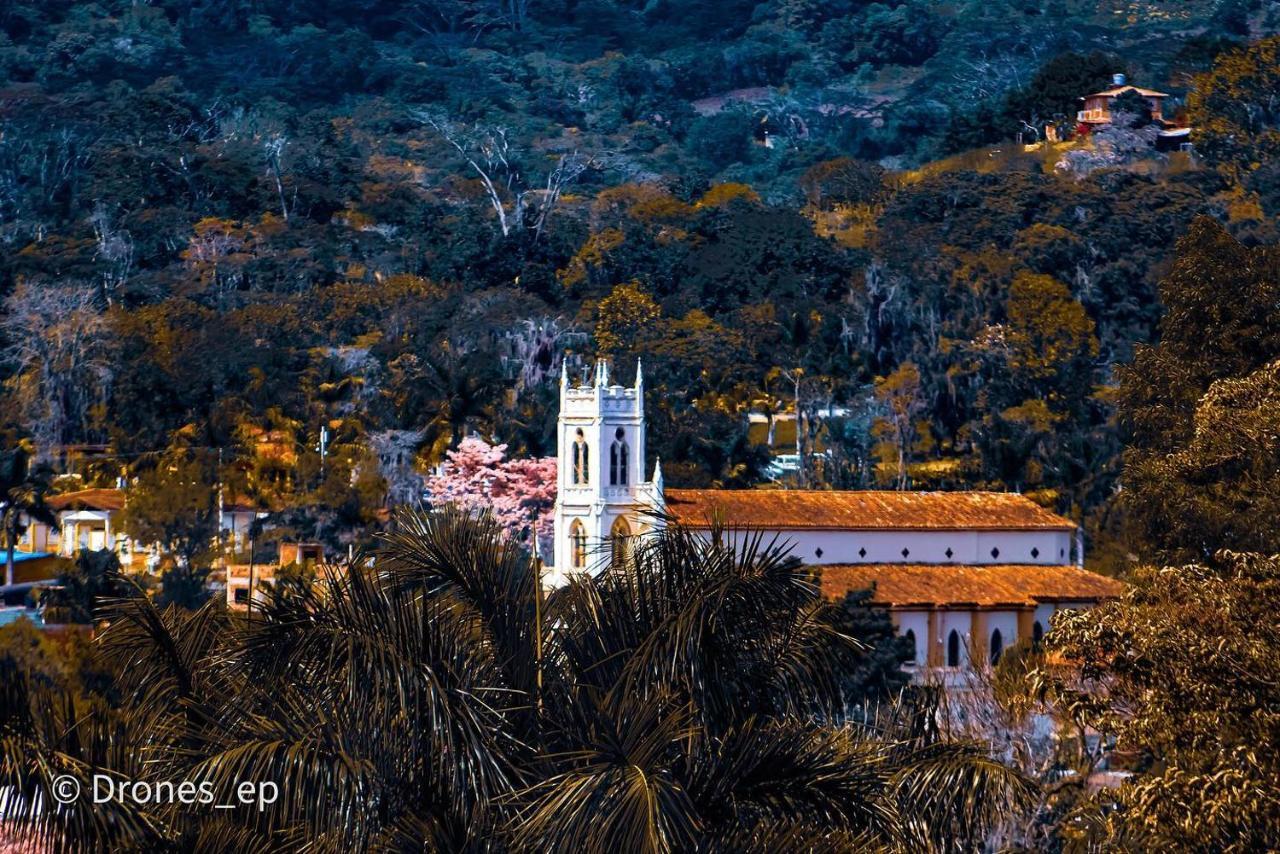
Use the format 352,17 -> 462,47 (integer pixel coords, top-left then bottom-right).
20,487 -> 272,573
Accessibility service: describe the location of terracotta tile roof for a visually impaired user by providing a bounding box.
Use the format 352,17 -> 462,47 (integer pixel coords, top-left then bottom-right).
224,493 -> 278,513
820,563 -> 1124,609
663,489 -> 1075,531
1085,84 -> 1169,98
48,488 -> 126,512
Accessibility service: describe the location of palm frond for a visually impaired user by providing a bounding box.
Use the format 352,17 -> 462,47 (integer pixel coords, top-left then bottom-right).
0,666 -> 166,852
2,508 -> 1035,850
211,555 -> 526,845
892,739 -> 1040,851
377,506 -> 543,700
512,699 -> 700,854
684,718 -> 901,844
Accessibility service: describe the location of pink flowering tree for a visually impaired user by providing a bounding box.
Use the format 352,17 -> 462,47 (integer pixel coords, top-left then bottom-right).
424,437 -> 557,552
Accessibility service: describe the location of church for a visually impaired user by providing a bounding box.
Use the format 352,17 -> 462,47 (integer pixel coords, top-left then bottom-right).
549,360 -> 1122,674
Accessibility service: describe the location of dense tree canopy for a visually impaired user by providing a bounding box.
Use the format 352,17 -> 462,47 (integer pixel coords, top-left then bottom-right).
1018,216 -> 1280,852
1,510 -> 1036,851
1117,218 -> 1280,563
0,0 -> 1275,572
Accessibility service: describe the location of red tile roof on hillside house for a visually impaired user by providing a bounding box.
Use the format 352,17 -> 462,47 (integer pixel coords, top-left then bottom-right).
223,493 -> 280,513
663,490 -> 1075,531
1084,84 -> 1169,99
47,488 -> 126,513
821,563 -> 1124,609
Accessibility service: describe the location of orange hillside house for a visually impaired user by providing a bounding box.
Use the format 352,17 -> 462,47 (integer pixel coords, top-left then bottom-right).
1077,73 -> 1167,127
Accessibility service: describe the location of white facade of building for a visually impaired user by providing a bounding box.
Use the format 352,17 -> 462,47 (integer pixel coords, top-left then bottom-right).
549,359 -> 1120,677
550,360 -> 1082,572
712,528 -> 1076,568
550,360 -> 660,584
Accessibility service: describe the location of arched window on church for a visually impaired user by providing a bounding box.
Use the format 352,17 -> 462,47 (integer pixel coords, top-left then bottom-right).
989,628 -> 1003,665
573,429 -> 589,485
947,629 -> 962,668
569,519 -> 587,569
903,629 -> 917,666
610,515 -> 631,566
609,428 -> 629,485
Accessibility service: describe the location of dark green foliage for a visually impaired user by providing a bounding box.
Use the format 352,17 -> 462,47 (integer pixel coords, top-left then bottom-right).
0,0 -> 1272,563
43,549 -> 133,624
1110,89 -> 1156,128
1117,218 -> 1280,563
828,586 -> 913,702
156,564 -> 212,610
0,509 -> 1036,850
687,112 -> 757,167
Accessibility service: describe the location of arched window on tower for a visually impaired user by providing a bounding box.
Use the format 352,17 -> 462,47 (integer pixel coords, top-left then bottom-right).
573,429 -> 589,484
569,519 -> 587,569
903,629 -> 917,666
947,629 -> 962,668
610,428 -> 629,485
989,628 -> 1003,665
610,515 -> 631,566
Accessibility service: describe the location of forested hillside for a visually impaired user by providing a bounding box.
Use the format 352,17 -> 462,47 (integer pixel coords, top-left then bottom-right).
2,0 -> 1279,556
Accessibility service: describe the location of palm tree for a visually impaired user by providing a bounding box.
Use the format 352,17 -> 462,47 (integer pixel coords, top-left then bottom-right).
0,440 -> 58,588
424,354 -> 502,449
0,508 -> 1035,851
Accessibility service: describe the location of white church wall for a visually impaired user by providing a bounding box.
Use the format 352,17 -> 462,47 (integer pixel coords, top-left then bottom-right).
939,611 -> 972,668
893,611 -> 929,667
718,529 -> 1071,566
1033,603 -> 1056,638
552,361 -> 653,577
984,611 -> 1020,662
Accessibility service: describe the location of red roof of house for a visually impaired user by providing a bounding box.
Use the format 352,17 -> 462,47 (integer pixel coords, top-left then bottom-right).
223,493 -> 277,513
1084,84 -> 1169,99
820,563 -> 1124,609
47,488 -> 126,512
663,489 -> 1075,531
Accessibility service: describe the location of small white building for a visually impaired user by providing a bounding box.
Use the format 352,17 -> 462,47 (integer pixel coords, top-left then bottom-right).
35,488 -> 143,569
549,359 -> 1123,674
220,496 -> 271,556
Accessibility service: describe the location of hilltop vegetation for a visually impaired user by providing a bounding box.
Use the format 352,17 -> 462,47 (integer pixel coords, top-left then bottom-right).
2,6 -> 1280,849
1,1 -> 1279,556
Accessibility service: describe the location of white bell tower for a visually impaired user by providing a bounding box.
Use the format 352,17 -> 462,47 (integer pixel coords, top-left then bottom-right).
550,358 -> 660,583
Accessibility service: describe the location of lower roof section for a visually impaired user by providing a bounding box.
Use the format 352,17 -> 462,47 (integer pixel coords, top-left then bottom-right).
819,563 -> 1124,610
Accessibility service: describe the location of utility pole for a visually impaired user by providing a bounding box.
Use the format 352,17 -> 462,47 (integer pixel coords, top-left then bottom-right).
317,426 -> 330,478
216,447 -> 224,569
780,368 -> 805,487
247,524 -> 256,618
